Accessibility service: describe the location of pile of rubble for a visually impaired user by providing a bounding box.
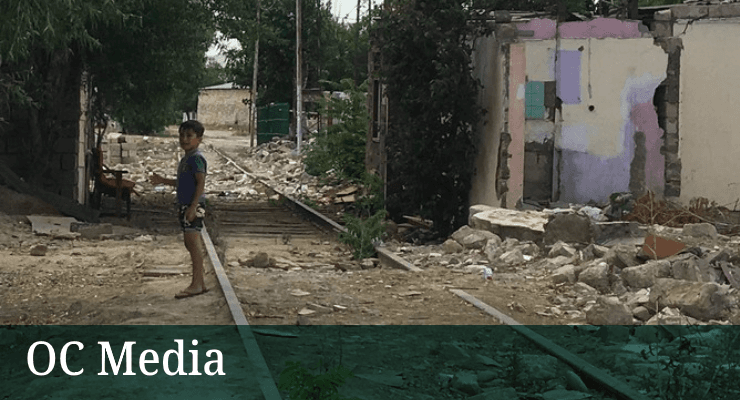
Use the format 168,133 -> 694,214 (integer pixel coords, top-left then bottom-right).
104,133 -> 357,209
385,204 -> 740,325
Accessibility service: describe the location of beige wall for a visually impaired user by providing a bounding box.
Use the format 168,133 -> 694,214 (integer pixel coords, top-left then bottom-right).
677,20 -> 740,206
470,33 -> 505,208
197,89 -> 252,130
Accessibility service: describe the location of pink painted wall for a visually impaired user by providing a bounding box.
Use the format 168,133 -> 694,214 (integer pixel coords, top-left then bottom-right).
516,18 -> 642,40
631,102 -> 664,194
560,18 -> 642,39
508,43 -> 526,207
516,18 -> 557,39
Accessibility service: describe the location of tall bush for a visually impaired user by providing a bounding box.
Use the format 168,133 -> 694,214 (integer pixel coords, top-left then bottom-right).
303,78 -> 369,183
374,0 -> 490,238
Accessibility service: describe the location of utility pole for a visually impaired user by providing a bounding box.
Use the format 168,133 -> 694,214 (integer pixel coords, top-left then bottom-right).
250,0 -> 260,148
296,0 -> 303,152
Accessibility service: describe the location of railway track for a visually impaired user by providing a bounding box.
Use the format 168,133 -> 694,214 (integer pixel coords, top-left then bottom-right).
193,146 -> 659,400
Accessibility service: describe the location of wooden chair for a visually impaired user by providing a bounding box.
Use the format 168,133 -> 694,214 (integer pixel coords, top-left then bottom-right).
90,146 -> 136,218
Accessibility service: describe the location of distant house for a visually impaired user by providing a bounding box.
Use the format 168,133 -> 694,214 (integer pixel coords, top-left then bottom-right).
197,82 -> 253,131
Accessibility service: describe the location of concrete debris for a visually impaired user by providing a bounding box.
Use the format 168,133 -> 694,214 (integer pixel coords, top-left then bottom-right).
441,238 -> 463,253
543,213 -> 593,245
548,241 -> 577,258
645,307 -> 700,325
70,222 -> 113,239
683,222 -> 718,240
632,306 -> 652,321
450,371 -> 481,395
551,265 -> 576,284
498,249 -> 526,266
469,205 -> 547,243
586,296 -> 633,325
605,244 -> 640,269
98,132 -> 740,325
649,278 -> 732,320
249,252 -> 275,268
621,260 -> 672,288
578,262 -> 610,293
29,244 -> 48,256
388,199 -> 740,324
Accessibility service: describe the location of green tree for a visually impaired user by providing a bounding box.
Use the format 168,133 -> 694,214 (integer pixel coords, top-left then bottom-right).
87,0 -> 215,134
0,0 -> 215,186
0,0 -> 124,184
304,79 -> 368,181
374,0 -> 491,238
212,0 -> 362,106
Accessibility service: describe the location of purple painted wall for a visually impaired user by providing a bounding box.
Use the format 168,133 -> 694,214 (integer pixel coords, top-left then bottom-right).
560,150 -> 630,204
556,50 -> 581,104
558,75 -> 665,203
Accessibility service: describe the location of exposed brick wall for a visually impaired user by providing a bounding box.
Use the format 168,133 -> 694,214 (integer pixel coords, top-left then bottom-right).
653,13 -> 682,199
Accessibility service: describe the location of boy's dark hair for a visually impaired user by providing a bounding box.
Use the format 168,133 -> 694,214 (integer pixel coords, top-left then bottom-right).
179,120 -> 205,137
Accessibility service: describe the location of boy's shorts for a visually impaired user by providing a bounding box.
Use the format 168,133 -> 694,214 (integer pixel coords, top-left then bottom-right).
178,203 -> 205,232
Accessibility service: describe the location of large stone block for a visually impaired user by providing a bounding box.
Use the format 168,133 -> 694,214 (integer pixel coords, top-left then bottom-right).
578,262 -> 610,293
605,244 -> 640,269
586,296 -> 633,325
649,278 -> 732,321
593,221 -> 641,245
621,260 -> 671,288
470,207 -> 547,243
543,213 -> 592,245
682,223 -> 718,240
670,254 -> 714,283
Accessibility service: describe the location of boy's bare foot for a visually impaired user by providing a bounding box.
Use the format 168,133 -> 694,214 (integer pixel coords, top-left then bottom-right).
174,286 -> 209,299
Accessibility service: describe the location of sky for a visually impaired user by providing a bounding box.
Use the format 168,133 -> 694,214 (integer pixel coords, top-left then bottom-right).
332,0 -> 364,22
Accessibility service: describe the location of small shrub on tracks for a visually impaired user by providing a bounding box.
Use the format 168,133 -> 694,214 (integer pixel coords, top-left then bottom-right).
340,209 -> 387,260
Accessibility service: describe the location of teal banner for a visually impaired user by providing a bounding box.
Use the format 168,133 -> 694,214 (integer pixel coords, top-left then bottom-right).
3,325 -> 739,399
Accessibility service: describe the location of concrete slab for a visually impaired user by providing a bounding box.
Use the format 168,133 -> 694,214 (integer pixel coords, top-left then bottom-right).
470,207 -> 548,243
26,215 -> 80,238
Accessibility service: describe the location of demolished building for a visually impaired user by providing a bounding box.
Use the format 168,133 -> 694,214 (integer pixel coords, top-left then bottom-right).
369,2 -> 740,211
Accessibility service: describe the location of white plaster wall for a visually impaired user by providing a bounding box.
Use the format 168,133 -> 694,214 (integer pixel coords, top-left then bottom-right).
677,20 -> 740,206
525,120 -> 555,143
469,34 -> 504,208
556,38 -> 666,158
524,40 -> 556,81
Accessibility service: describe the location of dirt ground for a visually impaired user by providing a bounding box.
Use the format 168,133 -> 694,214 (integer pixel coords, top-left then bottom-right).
5,128 -> 740,400
0,128 -> 567,327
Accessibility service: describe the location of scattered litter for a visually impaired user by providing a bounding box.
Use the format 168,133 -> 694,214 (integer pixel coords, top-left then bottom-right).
297,308 -> 316,316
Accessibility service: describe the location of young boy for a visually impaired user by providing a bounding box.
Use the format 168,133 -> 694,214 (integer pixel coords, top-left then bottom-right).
150,120 -> 208,299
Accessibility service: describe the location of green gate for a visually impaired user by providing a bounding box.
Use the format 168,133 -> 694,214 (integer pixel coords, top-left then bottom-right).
257,102 -> 289,144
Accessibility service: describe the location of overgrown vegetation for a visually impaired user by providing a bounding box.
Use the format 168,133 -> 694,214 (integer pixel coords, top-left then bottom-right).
302,79 -> 386,259
340,209 -> 387,260
634,327 -> 740,399
304,79 -> 369,184
278,360 -> 360,400
374,0 -> 491,238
